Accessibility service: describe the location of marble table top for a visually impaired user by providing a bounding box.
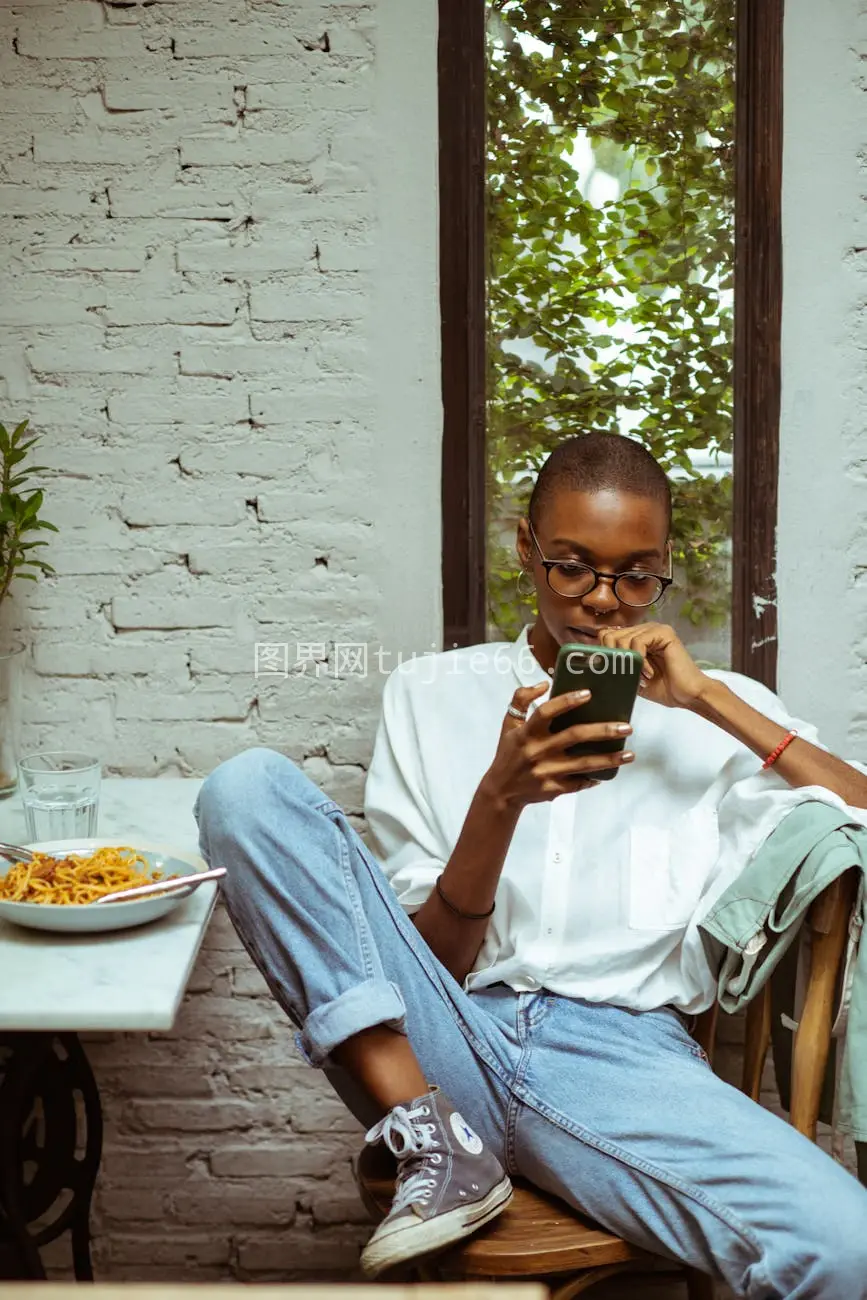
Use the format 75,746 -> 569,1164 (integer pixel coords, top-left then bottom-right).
0,778 -> 212,1032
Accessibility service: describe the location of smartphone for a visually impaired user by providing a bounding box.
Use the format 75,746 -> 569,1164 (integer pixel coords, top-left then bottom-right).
548,642 -> 643,781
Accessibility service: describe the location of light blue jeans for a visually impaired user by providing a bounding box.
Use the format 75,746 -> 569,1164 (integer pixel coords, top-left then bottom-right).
195,748 -> 867,1299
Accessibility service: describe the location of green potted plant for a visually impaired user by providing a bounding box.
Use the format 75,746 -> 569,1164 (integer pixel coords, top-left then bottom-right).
0,420 -> 57,797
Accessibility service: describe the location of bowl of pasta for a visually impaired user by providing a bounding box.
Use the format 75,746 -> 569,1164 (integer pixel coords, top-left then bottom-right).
0,839 -> 208,934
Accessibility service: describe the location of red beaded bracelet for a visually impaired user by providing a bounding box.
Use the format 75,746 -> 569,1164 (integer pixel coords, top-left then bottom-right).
762,729 -> 799,770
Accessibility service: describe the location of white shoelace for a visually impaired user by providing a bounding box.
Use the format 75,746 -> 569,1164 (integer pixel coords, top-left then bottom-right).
365,1102 -> 443,1212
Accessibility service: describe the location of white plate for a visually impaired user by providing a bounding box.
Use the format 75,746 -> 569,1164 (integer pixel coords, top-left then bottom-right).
0,838 -> 208,934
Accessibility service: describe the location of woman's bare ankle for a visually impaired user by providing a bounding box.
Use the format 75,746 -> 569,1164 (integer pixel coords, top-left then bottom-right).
333,1024 -> 430,1113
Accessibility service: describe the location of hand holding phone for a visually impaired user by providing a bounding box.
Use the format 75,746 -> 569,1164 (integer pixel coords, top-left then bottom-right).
548,642 -> 643,781
484,648 -> 641,809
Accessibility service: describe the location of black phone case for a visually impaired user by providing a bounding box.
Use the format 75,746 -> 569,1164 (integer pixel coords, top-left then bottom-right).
548,643 -> 643,780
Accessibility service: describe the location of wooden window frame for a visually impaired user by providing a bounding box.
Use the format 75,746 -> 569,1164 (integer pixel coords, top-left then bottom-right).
731,0 -> 784,689
439,0 -> 487,651
439,0 -> 784,689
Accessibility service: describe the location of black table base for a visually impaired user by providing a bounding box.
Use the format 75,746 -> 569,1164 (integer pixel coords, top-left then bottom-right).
0,1033 -> 103,1280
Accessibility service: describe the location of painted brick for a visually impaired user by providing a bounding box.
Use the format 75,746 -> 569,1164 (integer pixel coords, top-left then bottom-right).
115,685 -> 254,723
188,635 -> 262,672
33,642 -> 189,678
108,183 -> 244,220
0,282 -> 106,325
33,131 -> 171,166
16,29 -> 152,60
100,1068 -> 216,1099
210,1144 -> 347,1179
102,286 -> 243,327
102,75 -> 237,115
0,184 -> 105,217
250,281 -> 366,323
14,1 -> 103,34
180,128 -> 323,167
172,29 -> 309,60
235,1228 -> 367,1275
27,340 -> 175,376
100,1234 -> 232,1268
107,384 -> 249,426
45,545 -> 169,578
288,1091 -> 368,1136
309,1189 -> 370,1226
180,340 -> 316,379
256,487 -> 371,525
0,344 -> 33,401
170,1184 -> 298,1227
119,485 -> 248,527
123,1097 -> 280,1134
154,721 -> 261,772
28,244 -> 148,273
177,237 -> 313,276
251,188 -> 376,222
246,76 -> 373,113
179,442 -> 303,476
231,964 -> 271,997
252,381 -> 373,425
111,596 -> 243,631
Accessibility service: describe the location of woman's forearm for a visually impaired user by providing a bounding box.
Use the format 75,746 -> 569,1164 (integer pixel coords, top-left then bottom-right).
691,679 -> 867,808
411,775 -> 520,984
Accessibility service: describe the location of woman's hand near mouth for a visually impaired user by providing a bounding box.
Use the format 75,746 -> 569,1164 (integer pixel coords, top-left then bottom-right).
596,622 -> 709,710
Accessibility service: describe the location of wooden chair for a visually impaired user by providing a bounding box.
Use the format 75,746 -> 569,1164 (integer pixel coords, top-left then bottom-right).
357,870 -> 860,1299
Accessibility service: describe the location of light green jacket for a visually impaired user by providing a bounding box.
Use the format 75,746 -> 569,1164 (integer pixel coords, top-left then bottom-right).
698,801 -> 866,1146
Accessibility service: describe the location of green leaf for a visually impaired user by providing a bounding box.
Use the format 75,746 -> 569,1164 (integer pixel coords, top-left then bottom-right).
0,420 -> 59,604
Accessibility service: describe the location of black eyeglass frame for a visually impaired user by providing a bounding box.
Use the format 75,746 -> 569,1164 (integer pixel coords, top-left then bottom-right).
526,520 -> 674,609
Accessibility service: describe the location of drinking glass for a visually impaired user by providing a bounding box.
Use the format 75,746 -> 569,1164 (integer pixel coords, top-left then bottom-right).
0,643 -> 25,799
18,751 -> 101,841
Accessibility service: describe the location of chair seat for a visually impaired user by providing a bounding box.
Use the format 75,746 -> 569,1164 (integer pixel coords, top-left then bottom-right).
356,1143 -> 652,1277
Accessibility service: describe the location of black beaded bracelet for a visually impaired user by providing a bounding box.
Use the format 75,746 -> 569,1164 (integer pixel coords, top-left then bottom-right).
435,875 -> 495,921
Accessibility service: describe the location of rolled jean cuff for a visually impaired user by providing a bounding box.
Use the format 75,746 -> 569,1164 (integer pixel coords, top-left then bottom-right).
298,979 -> 408,1068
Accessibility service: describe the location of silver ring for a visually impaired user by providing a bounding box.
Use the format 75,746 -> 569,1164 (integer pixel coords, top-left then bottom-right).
507,704 -> 528,721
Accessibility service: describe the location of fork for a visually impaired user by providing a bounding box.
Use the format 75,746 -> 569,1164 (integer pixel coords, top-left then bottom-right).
0,842 -> 34,864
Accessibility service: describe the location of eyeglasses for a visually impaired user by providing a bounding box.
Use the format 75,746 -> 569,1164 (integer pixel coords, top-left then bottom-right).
527,521 -> 673,608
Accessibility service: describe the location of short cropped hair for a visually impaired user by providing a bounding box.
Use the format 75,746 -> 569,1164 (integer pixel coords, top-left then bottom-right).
527,433 -> 672,533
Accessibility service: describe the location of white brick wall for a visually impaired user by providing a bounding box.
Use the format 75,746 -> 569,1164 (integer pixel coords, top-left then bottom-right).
0,0 -> 441,780
0,0 -> 440,1281
778,0 -> 867,753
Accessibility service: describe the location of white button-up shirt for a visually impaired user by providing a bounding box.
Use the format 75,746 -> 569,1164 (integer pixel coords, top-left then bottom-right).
363,627 -> 824,1013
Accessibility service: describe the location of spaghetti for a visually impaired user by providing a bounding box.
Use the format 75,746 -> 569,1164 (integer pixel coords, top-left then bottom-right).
0,847 -> 173,905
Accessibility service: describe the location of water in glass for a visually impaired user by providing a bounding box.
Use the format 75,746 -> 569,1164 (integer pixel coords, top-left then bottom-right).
23,786 -> 99,840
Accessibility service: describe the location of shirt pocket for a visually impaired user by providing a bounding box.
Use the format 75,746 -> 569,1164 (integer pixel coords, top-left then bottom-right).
627,806 -> 720,932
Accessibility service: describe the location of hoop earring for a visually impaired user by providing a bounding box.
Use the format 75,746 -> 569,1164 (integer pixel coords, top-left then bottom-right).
516,568 -> 535,599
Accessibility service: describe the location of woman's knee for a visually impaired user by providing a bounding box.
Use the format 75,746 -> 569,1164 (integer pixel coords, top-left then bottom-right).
195,746 -> 331,852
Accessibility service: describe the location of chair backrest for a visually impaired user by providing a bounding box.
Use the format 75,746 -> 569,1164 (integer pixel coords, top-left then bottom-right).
700,869 -> 859,1140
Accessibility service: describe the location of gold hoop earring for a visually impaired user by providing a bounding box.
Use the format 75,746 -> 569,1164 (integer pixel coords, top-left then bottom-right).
516,568 -> 535,599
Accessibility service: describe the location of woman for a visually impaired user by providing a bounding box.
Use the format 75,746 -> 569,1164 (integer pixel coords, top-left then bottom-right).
196,433 -> 867,1296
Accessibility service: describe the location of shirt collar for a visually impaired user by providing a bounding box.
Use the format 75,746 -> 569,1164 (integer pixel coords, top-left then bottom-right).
510,623 -> 552,688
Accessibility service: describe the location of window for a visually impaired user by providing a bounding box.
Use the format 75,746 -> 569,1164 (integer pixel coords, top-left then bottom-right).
439,0 -> 784,689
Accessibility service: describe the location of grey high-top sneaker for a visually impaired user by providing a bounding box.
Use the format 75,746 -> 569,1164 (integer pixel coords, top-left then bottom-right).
359,1085 -> 512,1278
